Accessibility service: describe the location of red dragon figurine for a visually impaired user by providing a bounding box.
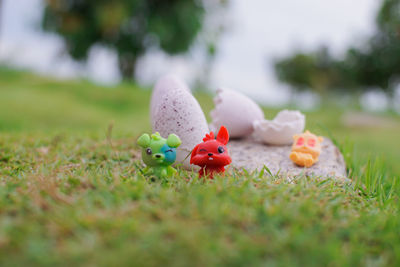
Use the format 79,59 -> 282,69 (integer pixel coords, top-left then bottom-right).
190,126 -> 232,179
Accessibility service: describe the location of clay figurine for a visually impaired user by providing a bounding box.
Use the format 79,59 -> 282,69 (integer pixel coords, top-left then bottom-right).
137,132 -> 182,178
190,126 -> 232,179
289,130 -> 323,167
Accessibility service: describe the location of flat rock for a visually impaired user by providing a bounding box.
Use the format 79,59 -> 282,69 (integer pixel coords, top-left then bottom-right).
227,137 -> 348,181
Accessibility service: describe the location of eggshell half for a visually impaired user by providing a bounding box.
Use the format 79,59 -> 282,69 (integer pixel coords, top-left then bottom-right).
151,76 -> 209,169
210,88 -> 264,138
253,110 -> 305,145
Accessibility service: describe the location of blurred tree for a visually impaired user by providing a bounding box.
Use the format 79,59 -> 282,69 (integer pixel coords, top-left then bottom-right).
274,0 -> 400,95
275,47 -> 344,94
42,0 -> 224,80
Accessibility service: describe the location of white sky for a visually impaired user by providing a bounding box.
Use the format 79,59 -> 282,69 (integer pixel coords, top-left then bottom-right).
0,0 -> 379,105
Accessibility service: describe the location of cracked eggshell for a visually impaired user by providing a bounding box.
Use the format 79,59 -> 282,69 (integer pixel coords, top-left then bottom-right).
151,76 -> 209,169
253,109 -> 305,145
210,88 -> 264,138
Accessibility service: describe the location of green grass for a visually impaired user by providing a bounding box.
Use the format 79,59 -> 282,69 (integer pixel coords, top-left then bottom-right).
0,68 -> 400,266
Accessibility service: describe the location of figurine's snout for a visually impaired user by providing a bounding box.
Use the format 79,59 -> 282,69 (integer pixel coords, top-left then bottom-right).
208,153 -> 213,157
153,153 -> 165,160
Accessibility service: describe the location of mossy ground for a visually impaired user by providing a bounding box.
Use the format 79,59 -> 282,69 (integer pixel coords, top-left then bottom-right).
0,68 -> 399,266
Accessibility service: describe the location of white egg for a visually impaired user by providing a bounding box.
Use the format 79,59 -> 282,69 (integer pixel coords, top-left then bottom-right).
253,110 -> 305,145
151,75 -> 209,169
150,74 -> 190,120
209,88 -> 264,138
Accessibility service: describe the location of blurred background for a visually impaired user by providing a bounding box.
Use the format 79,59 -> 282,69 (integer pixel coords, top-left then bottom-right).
0,0 -> 399,175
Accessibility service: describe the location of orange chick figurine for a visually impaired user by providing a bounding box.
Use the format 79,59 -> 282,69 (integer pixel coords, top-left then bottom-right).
289,131 -> 323,167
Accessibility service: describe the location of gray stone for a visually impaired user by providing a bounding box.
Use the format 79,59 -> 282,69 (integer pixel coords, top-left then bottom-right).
227,137 -> 348,181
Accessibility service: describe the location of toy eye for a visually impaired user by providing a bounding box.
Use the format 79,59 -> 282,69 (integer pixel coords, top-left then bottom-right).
199,148 -> 207,153
296,137 -> 304,146
165,149 -> 173,153
146,148 -> 152,155
307,139 -> 316,147
218,146 -> 224,153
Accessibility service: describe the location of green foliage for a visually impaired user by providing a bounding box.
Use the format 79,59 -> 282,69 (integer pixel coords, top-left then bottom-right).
42,0 -> 209,79
0,67 -> 151,135
275,0 -> 400,94
275,47 -> 344,94
377,0 -> 400,34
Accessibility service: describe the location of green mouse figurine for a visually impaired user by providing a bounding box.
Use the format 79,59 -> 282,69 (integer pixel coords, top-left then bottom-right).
137,132 -> 181,178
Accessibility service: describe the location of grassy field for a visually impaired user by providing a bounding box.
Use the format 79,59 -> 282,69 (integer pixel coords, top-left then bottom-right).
0,68 -> 399,266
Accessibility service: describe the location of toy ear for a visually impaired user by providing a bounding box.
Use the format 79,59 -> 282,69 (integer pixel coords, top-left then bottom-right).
293,134 -> 299,140
318,136 -> 324,143
137,134 -> 150,148
151,132 -> 162,140
167,134 -> 181,148
216,126 -> 229,145
190,144 -> 200,164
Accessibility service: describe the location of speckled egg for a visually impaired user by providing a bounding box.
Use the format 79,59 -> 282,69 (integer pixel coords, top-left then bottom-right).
151,75 -> 209,169
150,75 -> 190,119
210,88 -> 264,138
